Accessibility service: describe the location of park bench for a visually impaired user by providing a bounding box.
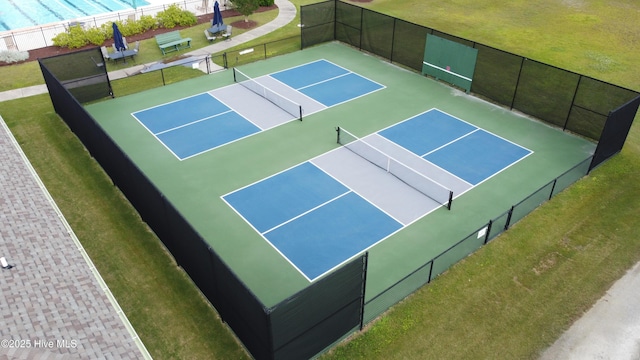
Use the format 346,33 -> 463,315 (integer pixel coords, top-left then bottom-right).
155,31 -> 191,55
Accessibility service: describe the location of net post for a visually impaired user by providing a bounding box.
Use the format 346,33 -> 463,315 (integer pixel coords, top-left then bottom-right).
447,191 -> 453,210
336,127 -> 341,144
298,106 -> 303,121
232,67 -> 236,82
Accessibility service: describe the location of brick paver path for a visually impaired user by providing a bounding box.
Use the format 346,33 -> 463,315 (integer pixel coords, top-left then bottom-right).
0,118 -> 148,359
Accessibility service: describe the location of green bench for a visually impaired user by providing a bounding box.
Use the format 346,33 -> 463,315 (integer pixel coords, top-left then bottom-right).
155,31 -> 192,55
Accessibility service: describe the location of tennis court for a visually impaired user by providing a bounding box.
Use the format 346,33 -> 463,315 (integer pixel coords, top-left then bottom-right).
132,59 -> 384,159
87,42 -> 596,306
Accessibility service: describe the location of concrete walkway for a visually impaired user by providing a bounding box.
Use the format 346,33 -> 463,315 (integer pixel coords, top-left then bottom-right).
0,0 -> 297,103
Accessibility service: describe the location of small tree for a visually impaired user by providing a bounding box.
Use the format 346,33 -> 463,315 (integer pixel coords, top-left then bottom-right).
232,0 -> 260,22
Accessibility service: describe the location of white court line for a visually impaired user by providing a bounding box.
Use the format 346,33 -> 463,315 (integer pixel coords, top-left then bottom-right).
423,61 -> 473,82
420,128 -> 481,157
219,194 -> 314,282
155,109 -> 235,135
296,72 -> 352,91
262,190 -> 352,235
310,159 -> 407,226
221,158 -> 413,282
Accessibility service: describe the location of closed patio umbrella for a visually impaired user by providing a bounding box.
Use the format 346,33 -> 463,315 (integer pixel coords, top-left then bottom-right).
212,1 -> 223,27
112,22 -> 127,63
112,22 -> 125,51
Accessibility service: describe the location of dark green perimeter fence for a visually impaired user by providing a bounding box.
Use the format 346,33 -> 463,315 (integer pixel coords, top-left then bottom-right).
40,49 -> 367,360
98,36 -> 300,92
301,0 -> 640,170
39,2 -> 640,356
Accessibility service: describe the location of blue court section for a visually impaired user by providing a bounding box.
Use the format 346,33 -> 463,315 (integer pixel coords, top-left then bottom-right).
133,60 -> 384,160
223,162 -> 402,280
271,59 -> 385,107
224,162 -> 349,233
380,109 -> 532,185
425,130 -> 532,185
133,93 -> 260,160
380,110 -> 477,155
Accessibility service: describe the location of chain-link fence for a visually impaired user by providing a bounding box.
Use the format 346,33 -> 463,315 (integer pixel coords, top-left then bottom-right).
301,0 -> 640,341
301,0 -> 640,168
40,48 -> 366,360
363,156 -> 594,325
37,2 -> 640,357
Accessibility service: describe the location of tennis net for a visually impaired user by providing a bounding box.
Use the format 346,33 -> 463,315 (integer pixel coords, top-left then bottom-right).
336,127 -> 453,210
233,67 -> 303,121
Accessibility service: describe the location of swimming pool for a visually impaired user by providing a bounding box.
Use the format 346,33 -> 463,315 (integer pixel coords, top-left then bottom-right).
0,0 -> 150,31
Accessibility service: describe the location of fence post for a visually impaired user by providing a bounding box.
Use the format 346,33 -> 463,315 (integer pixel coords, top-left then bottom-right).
564,76 -> 583,131
510,57 -> 526,110
359,252 -> 369,330
549,179 -> 557,200
389,18 -> 397,63
484,220 -> 493,245
39,29 -> 47,49
359,7 -> 364,50
504,206 -> 514,230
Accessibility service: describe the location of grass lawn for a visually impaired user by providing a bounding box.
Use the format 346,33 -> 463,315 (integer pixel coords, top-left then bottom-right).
1,0 -> 639,359
0,8 -> 281,92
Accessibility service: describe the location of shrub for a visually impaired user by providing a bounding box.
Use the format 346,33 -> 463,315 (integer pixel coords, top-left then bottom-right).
115,20 -> 137,37
52,25 -> 88,48
138,15 -> 159,32
259,0 -> 274,6
85,26 -> 108,46
156,4 -> 197,28
0,50 -> 29,64
50,7 -> 190,50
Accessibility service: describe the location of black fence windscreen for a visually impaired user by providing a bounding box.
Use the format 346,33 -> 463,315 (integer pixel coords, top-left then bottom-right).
361,10 -> 395,60
39,4 -> 640,357
39,47 -> 112,103
301,0 -> 336,48
269,254 -> 366,360
335,1 -> 362,49
302,0 -> 639,157
590,95 -> 640,169
391,20 -> 430,71
40,54 -> 368,360
472,44 -> 523,106
511,60 -> 580,128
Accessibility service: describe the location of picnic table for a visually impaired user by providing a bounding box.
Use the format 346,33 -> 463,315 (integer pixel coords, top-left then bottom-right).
208,24 -> 227,35
155,31 -> 192,55
110,49 -> 137,63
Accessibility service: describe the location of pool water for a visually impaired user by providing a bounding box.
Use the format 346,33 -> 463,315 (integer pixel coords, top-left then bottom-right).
0,0 -> 150,31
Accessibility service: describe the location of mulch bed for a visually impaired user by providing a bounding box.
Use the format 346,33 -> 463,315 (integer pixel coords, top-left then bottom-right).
2,5 -> 276,66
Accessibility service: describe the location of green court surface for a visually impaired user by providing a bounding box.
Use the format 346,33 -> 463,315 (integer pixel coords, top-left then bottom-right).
86,42 -> 596,306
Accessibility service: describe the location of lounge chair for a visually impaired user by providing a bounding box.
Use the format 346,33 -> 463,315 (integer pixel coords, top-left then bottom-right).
204,29 -> 216,42
100,46 -> 111,60
222,25 -> 232,41
112,37 -> 128,52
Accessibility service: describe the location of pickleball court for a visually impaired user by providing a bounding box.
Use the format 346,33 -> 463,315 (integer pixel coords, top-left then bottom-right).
87,42 -> 596,306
